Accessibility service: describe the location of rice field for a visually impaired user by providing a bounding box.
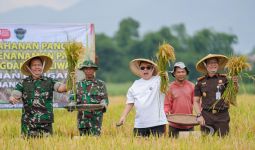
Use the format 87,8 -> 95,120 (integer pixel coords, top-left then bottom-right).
0,95 -> 255,150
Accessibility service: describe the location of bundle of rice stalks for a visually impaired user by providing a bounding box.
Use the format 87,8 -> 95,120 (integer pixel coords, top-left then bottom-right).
156,43 -> 176,93
222,55 -> 251,105
64,42 -> 85,101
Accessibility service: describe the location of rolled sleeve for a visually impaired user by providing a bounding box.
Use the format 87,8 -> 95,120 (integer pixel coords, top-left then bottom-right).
11,90 -> 22,99
12,81 -> 23,99
15,82 -> 23,92
53,82 -> 62,92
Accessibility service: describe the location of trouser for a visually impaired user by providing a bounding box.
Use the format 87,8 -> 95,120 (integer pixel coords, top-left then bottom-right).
21,122 -> 53,138
201,109 -> 230,137
168,126 -> 194,138
79,126 -> 101,136
133,125 -> 166,137
78,116 -> 103,136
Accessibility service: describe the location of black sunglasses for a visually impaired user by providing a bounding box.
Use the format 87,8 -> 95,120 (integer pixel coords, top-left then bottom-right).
140,66 -> 153,70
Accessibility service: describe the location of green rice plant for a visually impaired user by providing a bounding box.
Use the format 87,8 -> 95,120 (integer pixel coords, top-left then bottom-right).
64,42 -> 85,101
156,43 -> 176,93
222,56 -> 251,105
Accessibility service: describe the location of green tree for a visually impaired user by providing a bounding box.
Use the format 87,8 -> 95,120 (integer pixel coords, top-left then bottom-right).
96,33 -> 122,81
192,29 -> 237,55
95,17 -> 241,83
171,24 -> 192,52
132,27 -> 177,59
114,17 -> 140,49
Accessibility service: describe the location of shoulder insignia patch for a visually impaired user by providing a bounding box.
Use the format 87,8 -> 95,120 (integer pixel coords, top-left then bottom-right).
219,74 -> 227,77
197,76 -> 206,81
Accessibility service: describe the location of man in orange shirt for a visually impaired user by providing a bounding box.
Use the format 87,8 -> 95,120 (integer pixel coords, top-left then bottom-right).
164,62 -> 195,137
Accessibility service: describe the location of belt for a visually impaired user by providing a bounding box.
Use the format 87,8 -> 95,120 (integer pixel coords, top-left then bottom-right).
203,108 -> 228,114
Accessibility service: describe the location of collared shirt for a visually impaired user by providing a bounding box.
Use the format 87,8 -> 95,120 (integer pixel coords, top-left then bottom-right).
164,80 -> 194,129
76,79 -> 108,105
76,78 -> 109,128
194,74 -> 229,110
15,76 -> 57,124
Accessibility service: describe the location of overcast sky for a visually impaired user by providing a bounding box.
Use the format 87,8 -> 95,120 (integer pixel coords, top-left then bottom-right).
0,0 -> 254,54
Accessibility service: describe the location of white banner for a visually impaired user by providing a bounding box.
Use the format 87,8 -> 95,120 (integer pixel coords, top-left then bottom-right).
0,24 -> 95,107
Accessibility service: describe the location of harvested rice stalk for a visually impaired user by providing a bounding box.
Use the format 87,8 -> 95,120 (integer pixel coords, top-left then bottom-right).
222,56 -> 251,105
64,42 -> 85,101
156,43 -> 176,93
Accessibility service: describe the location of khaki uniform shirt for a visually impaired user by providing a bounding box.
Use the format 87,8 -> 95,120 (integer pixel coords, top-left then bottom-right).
194,74 -> 229,110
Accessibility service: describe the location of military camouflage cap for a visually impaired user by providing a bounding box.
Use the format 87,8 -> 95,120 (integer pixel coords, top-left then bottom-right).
79,60 -> 98,70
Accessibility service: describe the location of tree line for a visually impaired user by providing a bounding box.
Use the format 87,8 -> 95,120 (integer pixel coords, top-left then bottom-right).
95,17 -> 254,83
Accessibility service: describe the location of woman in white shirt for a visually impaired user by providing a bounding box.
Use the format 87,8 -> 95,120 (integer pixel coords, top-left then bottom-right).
118,58 -> 168,137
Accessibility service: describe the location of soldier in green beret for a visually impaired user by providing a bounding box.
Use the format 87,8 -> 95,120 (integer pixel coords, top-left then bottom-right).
76,60 -> 109,136
9,55 -> 67,138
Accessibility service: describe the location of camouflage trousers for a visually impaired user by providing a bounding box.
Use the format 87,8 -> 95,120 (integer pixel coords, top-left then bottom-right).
21,122 -> 53,138
78,115 -> 103,136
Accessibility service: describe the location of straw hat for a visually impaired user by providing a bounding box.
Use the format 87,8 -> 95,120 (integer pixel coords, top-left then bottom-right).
21,55 -> 53,76
196,54 -> 228,74
129,58 -> 158,77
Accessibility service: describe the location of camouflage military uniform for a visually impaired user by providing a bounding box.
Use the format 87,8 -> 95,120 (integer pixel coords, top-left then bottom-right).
14,76 -> 57,137
76,79 -> 109,136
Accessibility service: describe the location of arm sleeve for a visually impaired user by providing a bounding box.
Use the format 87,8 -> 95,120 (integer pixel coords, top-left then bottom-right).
194,82 -> 202,111
164,86 -> 172,114
15,82 -> 23,92
11,90 -> 22,98
194,81 -> 202,97
99,82 -> 109,113
76,82 -> 83,103
101,82 -> 109,105
11,81 -> 23,99
52,78 -> 61,92
191,83 -> 195,105
53,82 -> 62,92
126,87 -> 135,104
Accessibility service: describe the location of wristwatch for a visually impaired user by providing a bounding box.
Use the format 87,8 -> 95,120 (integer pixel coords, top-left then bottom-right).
196,113 -> 202,118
